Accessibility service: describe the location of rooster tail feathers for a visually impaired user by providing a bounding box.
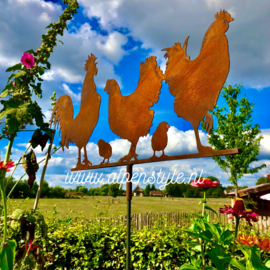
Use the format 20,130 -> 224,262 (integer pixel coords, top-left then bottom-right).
138,56 -> 164,83
49,95 -> 74,149
135,56 -> 163,106
183,36 -> 190,57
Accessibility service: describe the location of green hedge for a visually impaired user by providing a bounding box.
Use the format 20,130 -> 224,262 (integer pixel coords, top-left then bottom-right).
9,216 -> 189,269
42,219 -> 188,269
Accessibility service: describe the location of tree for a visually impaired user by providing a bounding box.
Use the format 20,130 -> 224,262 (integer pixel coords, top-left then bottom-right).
40,180 -> 50,198
202,84 -> 266,197
256,177 -> 270,185
75,186 -> 88,194
150,184 -> 156,191
145,184 -> 151,196
101,184 -> 109,196
109,183 -> 121,198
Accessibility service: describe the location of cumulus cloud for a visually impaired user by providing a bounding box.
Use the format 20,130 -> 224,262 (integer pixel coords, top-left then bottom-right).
62,83 -> 81,101
80,0 -> 270,89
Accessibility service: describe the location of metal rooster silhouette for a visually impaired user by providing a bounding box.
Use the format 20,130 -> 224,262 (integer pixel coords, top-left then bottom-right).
50,53 -> 101,170
104,56 -> 164,162
162,10 -> 234,155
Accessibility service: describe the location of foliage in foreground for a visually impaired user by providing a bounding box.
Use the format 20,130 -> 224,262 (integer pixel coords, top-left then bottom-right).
5,211 -> 270,270
9,216 -> 188,269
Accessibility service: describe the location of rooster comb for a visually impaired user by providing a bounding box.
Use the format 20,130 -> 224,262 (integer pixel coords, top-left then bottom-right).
84,53 -> 98,70
215,9 -> 230,20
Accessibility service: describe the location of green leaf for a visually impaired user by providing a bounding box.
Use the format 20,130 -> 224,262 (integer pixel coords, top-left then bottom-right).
0,108 -> 17,120
45,23 -> 54,29
25,49 -> 37,56
0,248 -> 9,270
207,249 -> 227,270
199,199 -> 207,205
0,90 -> 9,98
179,264 -> 199,270
205,205 -> 217,216
13,70 -> 26,78
265,259 -> 270,268
38,66 -> 45,76
0,240 -> 17,270
5,63 -> 22,73
56,39 -> 64,44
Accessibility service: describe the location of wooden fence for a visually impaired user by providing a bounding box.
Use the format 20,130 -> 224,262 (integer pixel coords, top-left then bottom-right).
101,211 -> 270,233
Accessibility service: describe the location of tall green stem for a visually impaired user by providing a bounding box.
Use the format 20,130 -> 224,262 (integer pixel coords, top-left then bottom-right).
1,136 -> 14,241
201,241 -> 206,270
0,177 -> 7,241
202,191 -> 206,216
235,216 -> 240,239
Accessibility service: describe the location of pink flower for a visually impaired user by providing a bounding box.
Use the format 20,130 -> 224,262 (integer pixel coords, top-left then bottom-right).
190,178 -> 220,189
0,161 -> 15,172
21,52 -> 35,69
12,82 -> 15,87
220,199 -> 259,226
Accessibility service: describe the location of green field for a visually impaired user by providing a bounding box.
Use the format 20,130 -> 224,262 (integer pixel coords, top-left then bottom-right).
7,196 -> 231,219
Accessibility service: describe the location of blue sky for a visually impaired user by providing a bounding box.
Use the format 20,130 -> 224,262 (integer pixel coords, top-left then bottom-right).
0,0 -> 269,190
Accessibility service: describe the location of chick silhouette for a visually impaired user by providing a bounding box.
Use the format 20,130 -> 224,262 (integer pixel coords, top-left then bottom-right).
151,121 -> 170,160
97,139 -> 112,165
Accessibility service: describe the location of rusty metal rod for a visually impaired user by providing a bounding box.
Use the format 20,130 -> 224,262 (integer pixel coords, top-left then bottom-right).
126,164 -> 133,270
71,148 -> 241,171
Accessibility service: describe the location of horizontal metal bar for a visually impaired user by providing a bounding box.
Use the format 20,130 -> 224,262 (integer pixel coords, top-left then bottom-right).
71,148 -> 241,171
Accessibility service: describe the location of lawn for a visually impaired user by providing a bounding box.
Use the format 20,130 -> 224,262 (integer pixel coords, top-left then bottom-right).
7,196 -> 231,219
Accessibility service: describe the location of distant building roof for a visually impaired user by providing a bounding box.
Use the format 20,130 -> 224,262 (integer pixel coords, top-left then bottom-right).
150,190 -> 163,195
226,183 -> 270,197
132,185 -> 144,193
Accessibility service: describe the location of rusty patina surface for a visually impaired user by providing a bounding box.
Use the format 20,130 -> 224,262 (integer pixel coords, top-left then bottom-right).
50,10 -> 239,171
50,54 -> 100,170
104,56 -> 164,163
162,10 -> 234,155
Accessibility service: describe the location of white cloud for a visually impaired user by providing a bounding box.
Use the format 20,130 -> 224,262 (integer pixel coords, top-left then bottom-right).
79,0 -> 125,30
0,55 -> 19,68
62,83 -> 81,101
39,12 -> 51,22
79,0 -> 270,89
41,70 -> 55,81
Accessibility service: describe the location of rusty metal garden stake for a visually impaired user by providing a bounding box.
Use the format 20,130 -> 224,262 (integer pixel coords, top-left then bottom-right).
126,164 -> 133,270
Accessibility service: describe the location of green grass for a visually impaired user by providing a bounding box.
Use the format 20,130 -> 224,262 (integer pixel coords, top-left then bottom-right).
7,196 -> 231,219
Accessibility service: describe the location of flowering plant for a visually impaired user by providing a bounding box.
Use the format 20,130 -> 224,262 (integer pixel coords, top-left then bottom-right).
21,52 -> 35,69
190,178 -> 220,189
220,198 -> 259,238
0,160 -> 15,172
190,177 -> 220,216
25,240 -> 39,254
237,234 -> 270,253
0,1 -> 79,269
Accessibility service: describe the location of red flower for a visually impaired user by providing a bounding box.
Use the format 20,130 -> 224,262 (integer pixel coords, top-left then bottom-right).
21,52 -> 35,69
190,178 -> 220,189
220,199 -> 259,226
0,161 -> 15,172
25,240 -> 38,253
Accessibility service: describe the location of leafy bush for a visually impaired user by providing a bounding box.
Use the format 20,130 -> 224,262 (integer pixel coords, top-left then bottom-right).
8,215 -> 189,269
